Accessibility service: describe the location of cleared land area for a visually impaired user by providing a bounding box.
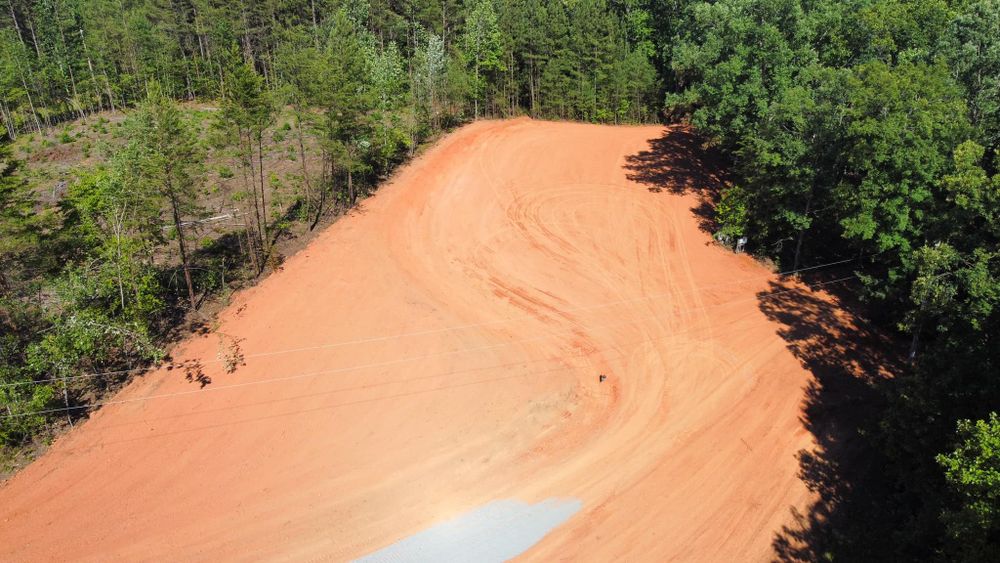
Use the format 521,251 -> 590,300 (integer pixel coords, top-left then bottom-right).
0,119 -> 860,560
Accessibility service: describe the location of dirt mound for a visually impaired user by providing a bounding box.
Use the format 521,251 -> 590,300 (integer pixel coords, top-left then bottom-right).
0,119 -> 842,560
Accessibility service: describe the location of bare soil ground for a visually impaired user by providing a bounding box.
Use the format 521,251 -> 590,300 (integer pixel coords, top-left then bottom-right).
0,119 -> 868,560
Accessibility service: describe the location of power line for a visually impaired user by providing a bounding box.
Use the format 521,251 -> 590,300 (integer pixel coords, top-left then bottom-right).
161,211 -> 248,230
1,254 -> 863,390
1,275 -> 857,420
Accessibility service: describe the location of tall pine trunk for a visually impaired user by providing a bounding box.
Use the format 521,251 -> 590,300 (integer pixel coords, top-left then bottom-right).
295,111 -> 312,214
257,133 -> 268,247
348,168 -> 355,206
311,152 -> 331,230
168,178 -> 197,310
16,63 -> 41,132
792,190 -> 814,273
242,129 -> 264,252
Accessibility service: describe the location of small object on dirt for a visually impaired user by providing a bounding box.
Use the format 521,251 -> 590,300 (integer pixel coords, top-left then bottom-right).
599,374 -> 607,383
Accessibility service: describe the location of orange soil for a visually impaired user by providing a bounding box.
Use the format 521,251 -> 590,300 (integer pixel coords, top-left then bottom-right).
1,119 -> 829,560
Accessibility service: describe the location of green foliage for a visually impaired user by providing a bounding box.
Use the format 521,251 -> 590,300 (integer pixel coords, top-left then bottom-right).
937,413 -> 1000,562
942,0 -> 1000,152
414,32 -> 450,129
0,0 -> 660,135
130,84 -> 205,307
669,0 -> 1000,557
463,0 -> 506,116
941,141 -> 1000,230
25,307 -> 162,389
0,297 -> 54,446
63,165 -> 165,325
837,61 -> 968,254
736,65 -> 849,260
714,185 -> 749,242
499,0 -> 658,122
669,0 -> 816,150
222,65 -> 276,145
0,135 -> 45,290
0,379 -> 54,447
366,40 -> 410,169
851,0 -> 953,64
0,116 -> 173,445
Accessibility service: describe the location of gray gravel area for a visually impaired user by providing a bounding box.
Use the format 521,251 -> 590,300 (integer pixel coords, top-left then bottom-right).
354,498 -> 582,562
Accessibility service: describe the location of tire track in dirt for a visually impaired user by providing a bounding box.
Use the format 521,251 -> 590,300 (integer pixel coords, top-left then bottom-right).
0,119 -> 841,561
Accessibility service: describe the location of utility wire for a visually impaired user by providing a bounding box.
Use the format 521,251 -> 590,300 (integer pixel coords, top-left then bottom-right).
1,275 -> 857,420
1,254 -> 864,390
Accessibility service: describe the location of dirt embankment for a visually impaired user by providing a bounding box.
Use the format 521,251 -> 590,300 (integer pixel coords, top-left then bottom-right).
0,119 -> 863,560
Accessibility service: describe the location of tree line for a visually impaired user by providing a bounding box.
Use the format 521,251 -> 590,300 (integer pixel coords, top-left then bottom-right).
0,0 -> 659,133
1,0 -> 998,558
662,0 -> 999,560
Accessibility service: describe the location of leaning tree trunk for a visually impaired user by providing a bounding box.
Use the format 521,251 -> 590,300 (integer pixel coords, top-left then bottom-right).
16,62 -> 41,132
257,133 -> 269,247
168,184 -> 197,310
61,370 -> 73,428
243,130 -> 264,252
792,191 -> 814,273
311,153 -> 331,231
348,168 -> 355,206
295,111 -> 312,215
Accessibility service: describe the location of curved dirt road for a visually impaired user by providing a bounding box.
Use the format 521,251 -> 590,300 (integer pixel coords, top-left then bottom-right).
1,119 -> 829,560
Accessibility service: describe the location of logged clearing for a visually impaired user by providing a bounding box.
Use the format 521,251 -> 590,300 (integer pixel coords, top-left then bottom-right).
1,119 -> 845,560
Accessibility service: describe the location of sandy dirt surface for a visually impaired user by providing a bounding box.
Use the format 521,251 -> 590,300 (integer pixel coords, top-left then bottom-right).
1,119 -> 844,560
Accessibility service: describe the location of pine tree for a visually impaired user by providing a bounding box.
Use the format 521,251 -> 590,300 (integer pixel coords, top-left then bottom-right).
414,32 -> 448,130
319,8 -> 369,208
131,83 -> 204,310
0,133 -> 36,294
221,63 -> 275,259
462,0 -> 504,118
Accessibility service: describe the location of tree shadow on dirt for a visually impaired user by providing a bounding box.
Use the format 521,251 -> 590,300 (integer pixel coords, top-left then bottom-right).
758,277 -> 904,561
182,360 -> 211,388
623,127 -> 728,234
166,359 -> 211,388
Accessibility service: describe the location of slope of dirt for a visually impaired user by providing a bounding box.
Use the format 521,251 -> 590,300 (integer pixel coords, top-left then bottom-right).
1,119 -> 839,560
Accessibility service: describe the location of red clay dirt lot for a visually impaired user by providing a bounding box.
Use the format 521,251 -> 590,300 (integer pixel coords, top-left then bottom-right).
1,119 -> 848,560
